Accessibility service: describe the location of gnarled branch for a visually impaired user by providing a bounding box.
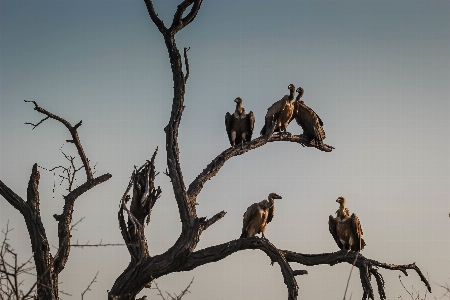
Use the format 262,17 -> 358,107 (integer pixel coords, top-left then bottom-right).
282,250 -> 431,300
24,100 -> 94,182
143,0 -> 166,34
53,173 -> 112,274
1,101 -> 111,299
188,134 -> 333,199
183,47 -> 190,84
179,238 -> 300,300
169,0 -> 203,34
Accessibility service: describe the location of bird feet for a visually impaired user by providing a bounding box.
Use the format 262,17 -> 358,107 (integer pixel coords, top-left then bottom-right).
279,131 -> 292,138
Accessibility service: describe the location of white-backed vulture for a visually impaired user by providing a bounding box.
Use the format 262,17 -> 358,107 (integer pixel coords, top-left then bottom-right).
328,196 -> 365,252
240,192 -> 282,238
225,97 -> 255,147
293,87 -> 326,144
260,84 -> 296,136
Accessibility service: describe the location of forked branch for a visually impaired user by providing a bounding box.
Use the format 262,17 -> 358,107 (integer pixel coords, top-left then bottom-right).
1,101 -> 111,299
118,148 -> 162,261
24,100 -> 94,182
282,250 -> 431,300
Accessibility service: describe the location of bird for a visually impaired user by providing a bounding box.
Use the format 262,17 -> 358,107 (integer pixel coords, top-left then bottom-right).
260,84 -> 296,136
225,97 -> 255,147
240,192 -> 282,238
293,87 -> 326,145
328,196 -> 365,253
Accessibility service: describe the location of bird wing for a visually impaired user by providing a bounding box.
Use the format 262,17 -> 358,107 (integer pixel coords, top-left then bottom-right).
225,112 -> 234,146
241,203 -> 260,238
328,215 -> 343,250
266,95 -> 288,118
246,111 -> 255,141
295,102 -> 326,141
350,213 -> 365,251
260,98 -> 285,136
266,203 -> 275,224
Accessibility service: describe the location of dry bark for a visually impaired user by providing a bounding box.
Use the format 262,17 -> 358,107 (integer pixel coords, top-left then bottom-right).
0,102 -> 111,299
108,1 -> 430,300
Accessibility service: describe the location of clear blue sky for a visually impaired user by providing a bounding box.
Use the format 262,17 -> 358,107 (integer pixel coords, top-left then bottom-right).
1,1 -> 449,299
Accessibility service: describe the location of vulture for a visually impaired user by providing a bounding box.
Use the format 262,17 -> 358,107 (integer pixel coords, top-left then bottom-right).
260,84 -> 296,136
240,192 -> 282,238
328,196 -> 365,252
293,87 -> 326,144
225,97 -> 255,147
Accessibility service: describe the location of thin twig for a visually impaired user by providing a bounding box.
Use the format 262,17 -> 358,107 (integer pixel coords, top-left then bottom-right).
183,47 -> 190,83
24,116 -> 49,130
81,271 -> 99,300
343,252 -> 359,300
71,240 -> 125,248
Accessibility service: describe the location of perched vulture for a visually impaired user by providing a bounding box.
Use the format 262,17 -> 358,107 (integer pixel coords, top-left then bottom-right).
225,97 -> 255,147
260,84 -> 296,136
240,192 -> 282,238
328,196 -> 365,252
293,87 -> 326,144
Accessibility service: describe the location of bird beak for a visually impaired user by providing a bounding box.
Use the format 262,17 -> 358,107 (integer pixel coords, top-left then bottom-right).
234,98 -> 239,103
276,195 -> 282,199
336,198 -> 340,203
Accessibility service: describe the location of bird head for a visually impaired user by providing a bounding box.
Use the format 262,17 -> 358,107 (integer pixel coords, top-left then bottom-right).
234,97 -> 243,104
336,196 -> 346,205
268,193 -> 282,200
288,84 -> 295,91
296,87 -> 304,98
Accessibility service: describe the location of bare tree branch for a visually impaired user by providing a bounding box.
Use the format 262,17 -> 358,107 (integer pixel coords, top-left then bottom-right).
71,240 -> 125,248
169,0 -> 203,33
179,238 -> 300,300
150,278 -> 194,300
0,222 -> 36,299
53,172 -> 112,274
24,100 -> 94,182
143,0 -> 167,34
0,101 -> 111,299
24,116 -> 49,129
108,2 -> 424,300
282,250 -> 431,300
183,47 -> 190,84
81,271 -> 99,300
343,252 -> 359,300
0,180 -> 28,214
187,134 -> 333,199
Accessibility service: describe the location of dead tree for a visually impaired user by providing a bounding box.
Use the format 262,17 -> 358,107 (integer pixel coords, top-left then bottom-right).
0,101 -> 111,300
109,1 -> 431,300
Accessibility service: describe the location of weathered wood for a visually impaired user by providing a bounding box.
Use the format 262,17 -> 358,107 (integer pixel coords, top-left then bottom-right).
109,2 -> 428,300
1,102 -> 111,299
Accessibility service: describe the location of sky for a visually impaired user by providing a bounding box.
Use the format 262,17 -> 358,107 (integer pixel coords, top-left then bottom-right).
1,0 -> 449,299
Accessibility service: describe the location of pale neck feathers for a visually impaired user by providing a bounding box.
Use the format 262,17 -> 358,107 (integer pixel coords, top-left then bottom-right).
234,103 -> 246,117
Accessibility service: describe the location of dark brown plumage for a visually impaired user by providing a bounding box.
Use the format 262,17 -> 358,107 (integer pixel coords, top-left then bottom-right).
240,193 -> 282,238
225,97 -> 255,147
260,84 -> 296,136
328,196 -> 365,252
293,87 -> 326,144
